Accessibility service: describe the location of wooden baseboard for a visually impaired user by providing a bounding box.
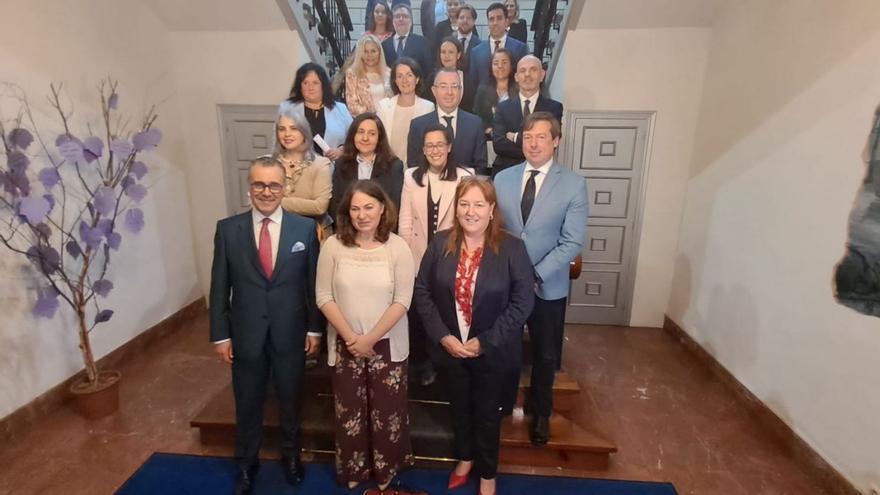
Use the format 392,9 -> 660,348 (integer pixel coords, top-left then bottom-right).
0,298 -> 206,443
663,315 -> 861,495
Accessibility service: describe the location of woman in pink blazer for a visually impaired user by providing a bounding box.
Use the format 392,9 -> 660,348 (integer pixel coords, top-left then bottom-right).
399,122 -> 472,385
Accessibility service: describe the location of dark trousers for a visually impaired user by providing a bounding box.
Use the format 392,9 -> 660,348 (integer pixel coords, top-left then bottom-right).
333,339 -> 413,485
526,296 -> 567,417
444,357 -> 505,480
232,339 -> 304,467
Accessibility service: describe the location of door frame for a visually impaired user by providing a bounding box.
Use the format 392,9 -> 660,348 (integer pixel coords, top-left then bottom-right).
217,104 -> 279,216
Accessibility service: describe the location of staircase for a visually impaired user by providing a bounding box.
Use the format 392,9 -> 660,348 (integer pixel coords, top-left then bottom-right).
275,0 -> 577,81
191,346 -> 617,470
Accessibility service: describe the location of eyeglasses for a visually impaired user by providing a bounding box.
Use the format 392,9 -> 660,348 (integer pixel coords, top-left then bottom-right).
423,143 -> 449,152
250,182 -> 284,194
433,84 -> 462,92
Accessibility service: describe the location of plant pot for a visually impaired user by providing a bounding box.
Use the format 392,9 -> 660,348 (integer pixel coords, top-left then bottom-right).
69,370 -> 122,419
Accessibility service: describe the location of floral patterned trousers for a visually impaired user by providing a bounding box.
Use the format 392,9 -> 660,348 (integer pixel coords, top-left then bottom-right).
333,338 -> 414,485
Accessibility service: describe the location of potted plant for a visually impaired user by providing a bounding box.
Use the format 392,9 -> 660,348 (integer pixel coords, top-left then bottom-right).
0,79 -> 160,419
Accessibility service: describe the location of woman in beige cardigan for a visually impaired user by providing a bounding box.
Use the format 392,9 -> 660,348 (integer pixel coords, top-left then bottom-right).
399,123 -> 472,385
273,102 -> 333,234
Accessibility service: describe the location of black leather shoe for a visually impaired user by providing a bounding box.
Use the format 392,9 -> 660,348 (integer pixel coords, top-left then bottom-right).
234,465 -> 259,495
281,455 -> 305,485
530,415 -> 550,446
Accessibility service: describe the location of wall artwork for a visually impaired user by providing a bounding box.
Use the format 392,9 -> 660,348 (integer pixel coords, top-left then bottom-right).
834,104 -> 880,318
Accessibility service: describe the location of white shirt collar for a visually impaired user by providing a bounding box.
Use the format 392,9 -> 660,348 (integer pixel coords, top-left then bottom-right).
525,159 -> 553,175
519,91 -> 539,104
252,206 -> 283,225
489,33 -> 507,47
438,107 -> 459,121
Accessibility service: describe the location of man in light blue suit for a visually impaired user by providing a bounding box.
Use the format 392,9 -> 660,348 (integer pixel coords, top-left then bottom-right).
494,112 -> 588,447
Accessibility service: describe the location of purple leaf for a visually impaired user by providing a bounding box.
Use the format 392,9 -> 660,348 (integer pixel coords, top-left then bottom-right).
18,196 -> 51,224
125,183 -> 147,202
108,93 -> 118,109
132,128 -> 162,151
8,151 -> 29,173
93,279 -> 113,298
43,194 -> 55,213
8,128 -> 34,150
124,208 -> 144,234
97,218 -> 114,236
33,288 -> 59,318
106,232 -> 122,250
130,161 -> 148,180
38,167 -> 61,189
109,138 -> 132,158
66,240 -> 82,259
93,186 -> 116,215
57,138 -> 84,164
34,223 -> 52,239
121,175 -> 136,190
83,137 -> 104,162
10,171 -> 31,196
78,221 -> 104,249
94,309 -> 114,324
26,245 -> 61,274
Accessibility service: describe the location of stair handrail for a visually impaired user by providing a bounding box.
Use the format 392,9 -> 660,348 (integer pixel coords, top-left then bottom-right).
276,0 -> 353,78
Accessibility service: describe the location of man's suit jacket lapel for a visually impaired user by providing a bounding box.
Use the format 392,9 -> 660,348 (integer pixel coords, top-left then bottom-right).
525,163 -> 563,230
506,164 -> 526,231
240,214 -> 270,281
273,213 -> 297,280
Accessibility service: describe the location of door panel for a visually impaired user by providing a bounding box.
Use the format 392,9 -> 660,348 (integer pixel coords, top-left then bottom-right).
218,105 -> 279,215
561,112 -> 654,325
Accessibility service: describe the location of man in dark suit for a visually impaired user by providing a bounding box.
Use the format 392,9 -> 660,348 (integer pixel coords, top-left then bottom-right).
467,2 -> 528,97
494,113 -> 588,447
491,54 -> 563,176
384,3 -> 434,80
210,157 -> 321,495
454,3 -> 481,111
406,67 -> 489,175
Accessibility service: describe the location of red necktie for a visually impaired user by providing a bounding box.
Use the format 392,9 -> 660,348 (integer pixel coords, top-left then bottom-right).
258,217 -> 273,278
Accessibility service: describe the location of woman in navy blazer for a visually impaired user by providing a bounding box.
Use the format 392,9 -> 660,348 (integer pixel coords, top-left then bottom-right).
414,178 -> 534,495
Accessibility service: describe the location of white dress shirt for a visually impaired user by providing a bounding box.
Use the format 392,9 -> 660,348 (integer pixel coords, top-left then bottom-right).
489,34 -> 508,54
438,108 -> 459,132
357,154 -> 374,180
521,159 -> 553,198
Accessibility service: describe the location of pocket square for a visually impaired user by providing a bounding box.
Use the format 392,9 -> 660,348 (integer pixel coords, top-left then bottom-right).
291,241 -> 306,253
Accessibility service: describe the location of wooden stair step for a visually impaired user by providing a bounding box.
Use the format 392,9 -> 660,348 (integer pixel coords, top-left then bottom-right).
515,368 -> 583,413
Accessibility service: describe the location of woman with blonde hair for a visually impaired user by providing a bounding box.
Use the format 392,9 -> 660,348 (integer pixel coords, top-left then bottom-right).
346,34 -> 394,116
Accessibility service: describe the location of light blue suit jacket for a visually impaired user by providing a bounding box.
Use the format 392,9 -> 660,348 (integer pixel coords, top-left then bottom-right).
495,162 -> 589,300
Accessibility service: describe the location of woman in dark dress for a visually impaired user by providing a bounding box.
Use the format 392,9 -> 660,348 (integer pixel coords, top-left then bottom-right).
505,0 -> 528,43
329,112 -> 404,223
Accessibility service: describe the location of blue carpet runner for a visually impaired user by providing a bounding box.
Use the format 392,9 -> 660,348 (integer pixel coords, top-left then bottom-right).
116,453 -> 677,495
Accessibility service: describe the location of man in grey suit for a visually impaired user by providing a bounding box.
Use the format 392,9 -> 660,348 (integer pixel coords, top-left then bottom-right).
494,112 -> 589,446
210,157 -> 322,494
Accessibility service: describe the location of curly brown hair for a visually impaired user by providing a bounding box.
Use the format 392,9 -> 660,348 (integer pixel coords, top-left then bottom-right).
334,180 -> 398,247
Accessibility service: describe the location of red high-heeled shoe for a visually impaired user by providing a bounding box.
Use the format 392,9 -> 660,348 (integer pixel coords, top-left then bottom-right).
447,465 -> 471,489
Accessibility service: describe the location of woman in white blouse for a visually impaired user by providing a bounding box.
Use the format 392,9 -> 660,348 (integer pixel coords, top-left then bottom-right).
376,57 -> 435,164
345,34 -> 393,116
316,180 -> 415,492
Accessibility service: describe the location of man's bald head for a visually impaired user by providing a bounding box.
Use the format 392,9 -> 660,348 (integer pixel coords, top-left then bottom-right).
515,55 -> 545,96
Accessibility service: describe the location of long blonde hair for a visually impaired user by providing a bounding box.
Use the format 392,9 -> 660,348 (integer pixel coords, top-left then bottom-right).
349,34 -> 389,79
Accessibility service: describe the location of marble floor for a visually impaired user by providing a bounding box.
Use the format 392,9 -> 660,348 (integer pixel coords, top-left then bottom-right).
0,310 -> 847,494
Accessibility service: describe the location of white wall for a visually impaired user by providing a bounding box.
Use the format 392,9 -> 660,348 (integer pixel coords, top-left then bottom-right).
167,30 -> 308,297
668,1 -> 880,490
0,0 -> 202,418
553,27 -> 712,327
